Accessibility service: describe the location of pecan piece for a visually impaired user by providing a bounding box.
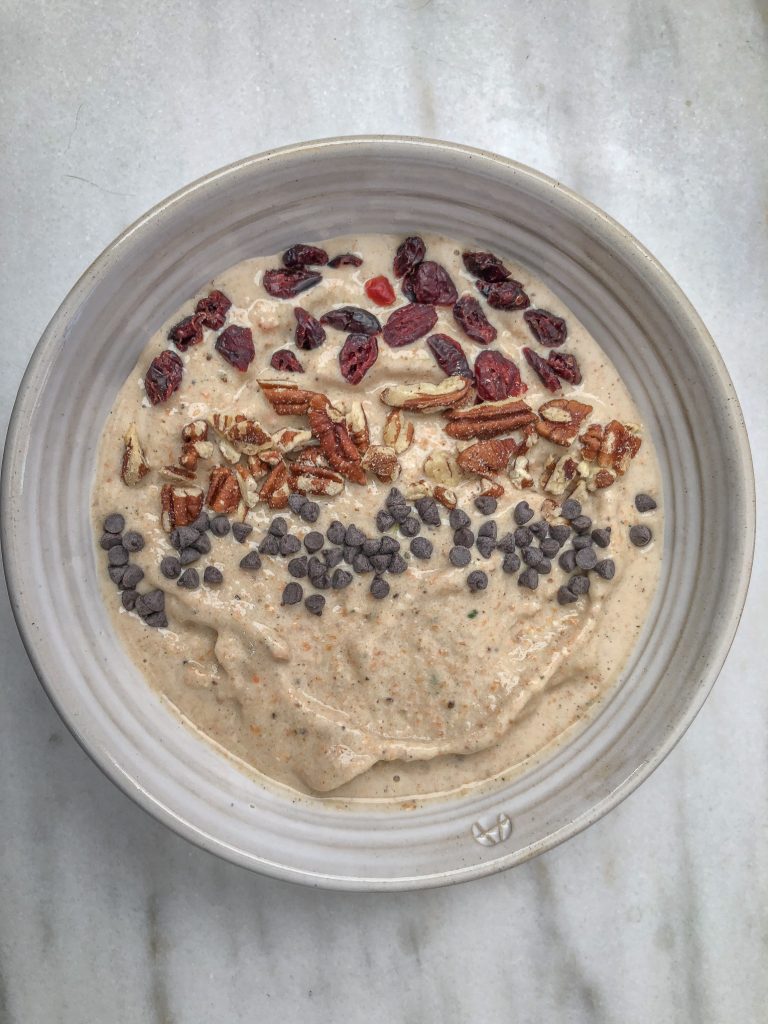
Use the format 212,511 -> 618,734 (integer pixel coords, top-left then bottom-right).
160,464 -> 197,483
258,380 -> 325,416
206,466 -> 241,513
536,399 -> 593,447
269,427 -> 313,456
423,450 -> 462,487
580,420 -> 641,475
580,424 -> 603,462
120,423 -> 150,486
587,468 -> 616,492
210,414 -> 271,455
540,454 -> 583,495
235,464 -> 261,508
433,486 -> 457,509
444,397 -> 536,440
260,461 -> 291,508
307,395 -> 365,484
479,481 -> 505,499
382,409 -> 415,453
361,445 -> 401,483
345,402 -> 370,454
182,420 -> 208,443
380,376 -> 472,413
508,455 -> 534,490
456,437 -> 521,476
160,485 -> 203,531
288,462 -> 344,498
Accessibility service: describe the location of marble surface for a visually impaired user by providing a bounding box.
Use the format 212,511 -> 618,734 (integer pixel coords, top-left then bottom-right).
1,1 -> 766,1020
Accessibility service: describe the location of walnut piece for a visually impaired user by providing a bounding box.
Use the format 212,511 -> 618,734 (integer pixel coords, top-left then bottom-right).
120,423 -> 150,486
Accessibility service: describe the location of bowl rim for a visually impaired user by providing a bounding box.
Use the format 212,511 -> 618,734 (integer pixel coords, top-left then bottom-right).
1,135 -> 756,890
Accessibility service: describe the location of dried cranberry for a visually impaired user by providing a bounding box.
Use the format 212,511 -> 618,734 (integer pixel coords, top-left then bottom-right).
294,307 -> 326,350
145,350 -> 183,405
364,275 -> 396,306
270,349 -> 304,373
427,334 -> 473,379
195,290 -> 232,330
282,244 -> 329,268
215,325 -> 255,372
339,333 -> 378,384
393,235 -> 426,278
328,253 -> 363,268
168,315 -> 204,351
462,251 -> 510,283
402,261 -> 458,306
263,268 -> 322,299
477,279 -> 530,311
523,347 -> 560,392
548,350 -> 582,385
453,295 -> 497,345
382,304 -> 438,347
474,350 -> 526,401
319,306 -> 381,335
524,308 -> 567,347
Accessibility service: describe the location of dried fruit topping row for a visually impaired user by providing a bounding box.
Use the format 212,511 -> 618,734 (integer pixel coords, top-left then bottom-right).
264,268 -> 322,299
524,308 -> 567,347
270,349 -> 304,373
293,307 -> 326,350
402,260 -> 458,306
282,244 -> 329,268
477,279 -> 530,311
339,334 -> 379,385
462,251 -> 511,283
475,350 -> 526,401
453,294 -> 497,345
427,333 -> 474,379
328,253 -> 363,268
523,347 -> 560,392
320,306 -> 381,336
216,325 -> 255,372
145,350 -> 183,405
547,350 -> 582,385
196,290 -> 232,330
382,303 -> 438,347
393,235 -> 426,278
364,275 -> 396,306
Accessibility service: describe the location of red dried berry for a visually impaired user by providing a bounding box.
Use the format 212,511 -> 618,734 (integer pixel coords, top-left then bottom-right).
524,308 -> 567,347
168,315 -> 204,352
195,290 -> 232,330
462,251 -> 510,283
319,306 -> 381,335
328,253 -> 363,268
215,325 -> 255,372
364,275 -> 396,306
453,295 -> 497,345
339,333 -> 378,384
477,279 -> 530,311
474,350 -> 526,401
145,350 -> 183,405
293,307 -> 326,350
382,304 -> 438,347
523,347 -> 560,392
427,334 -> 474,379
270,349 -> 304,373
263,268 -> 322,299
393,235 -> 426,278
547,350 -> 582,385
402,261 -> 458,306
282,244 -> 329,268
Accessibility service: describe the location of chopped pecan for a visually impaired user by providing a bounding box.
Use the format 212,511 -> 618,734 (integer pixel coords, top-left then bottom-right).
182,420 -> 208,443
346,402 -> 370,454
307,394 -> 365,484
289,446 -> 328,470
433,485 -> 457,509
361,445 -> 401,483
246,455 -> 270,480
179,438 -> 214,471
268,427 -> 313,457
288,462 -> 345,498
456,437 -> 521,476
444,397 -> 536,440
580,424 -> 603,462
423,450 -> 463,487
206,466 -> 241,513
540,454 -> 584,495
479,481 -> 505,499
120,423 -> 150,486
160,485 -> 203,531
260,461 -> 291,509
587,468 -> 616,492
258,380 -> 325,416
536,399 -> 593,447
160,464 -> 197,483
235,464 -> 261,508
210,414 -> 271,455
579,420 -> 641,475
380,376 -> 472,413
382,409 -> 415,454
508,455 -> 534,490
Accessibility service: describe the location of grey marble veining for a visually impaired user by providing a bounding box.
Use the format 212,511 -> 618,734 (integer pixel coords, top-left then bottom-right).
1,1 -> 766,1021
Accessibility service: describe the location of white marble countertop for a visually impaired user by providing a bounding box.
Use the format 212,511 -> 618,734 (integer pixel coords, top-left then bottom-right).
1,2 -> 766,1021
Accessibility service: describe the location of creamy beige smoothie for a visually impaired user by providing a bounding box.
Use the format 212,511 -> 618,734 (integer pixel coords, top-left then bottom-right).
92,233 -> 662,804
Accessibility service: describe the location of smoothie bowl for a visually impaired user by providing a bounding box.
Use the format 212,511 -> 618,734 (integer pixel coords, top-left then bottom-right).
0,137 -> 754,889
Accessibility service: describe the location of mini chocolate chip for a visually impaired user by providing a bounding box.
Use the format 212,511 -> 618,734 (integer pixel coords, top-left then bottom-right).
311,570 -> 331,590
410,537 -> 433,559
362,538 -> 382,556
353,553 -> 373,574
591,527 -> 612,548
549,524 -> 571,546
536,557 -> 552,575
467,570 -> 488,592
268,517 -> 288,537
142,589 -> 165,613
496,533 -> 517,553
478,521 -> 497,541
259,534 -> 280,556
210,515 -> 231,537
559,549 -> 577,573
305,594 -> 325,616
513,501 -> 534,525
575,547 -> 598,570
332,568 -> 353,589
389,503 -> 412,524
449,508 -> 470,529
595,558 -> 616,580
299,502 -> 320,523
281,582 -> 303,605
540,537 -> 560,558
561,499 -> 581,520
454,527 -> 474,548
557,585 -> 578,605
476,536 -> 495,559
502,552 -> 521,574
388,553 -> 407,574
635,493 -> 657,513
571,515 -> 592,534
231,522 -> 253,543
304,531 -> 325,553
380,536 -> 401,555
385,487 -> 405,507
400,516 -> 420,538
323,548 -> 344,569
376,509 -> 395,532
122,530 -> 144,553
450,546 -> 471,568
514,526 -> 533,548
108,545 -> 128,567
342,545 -> 357,564
629,524 -> 652,547
204,566 -> 223,585
370,576 -> 390,599
288,493 -> 307,514
160,556 -> 181,579
415,497 -> 441,526
108,566 -> 126,585
518,567 -> 539,590
370,553 -> 392,573
279,534 -> 301,556
170,526 -> 199,550
530,520 -> 549,539
145,611 -> 168,629
239,551 -> 262,571
345,524 -> 366,547
100,532 -> 123,550
327,520 -> 346,545
193,533 -> 212,554
569,574 -> 590,595
190,511 -> 210,533
121,589 -> 138,611
572,534 -> 593,551
474,496 -> 497,515
103,513 -> 125,534
522,546 -> 543,568
307,555 -> 326,579
121,564 -> 144,589
180,547 -> 200,566
288,556 -> 308,578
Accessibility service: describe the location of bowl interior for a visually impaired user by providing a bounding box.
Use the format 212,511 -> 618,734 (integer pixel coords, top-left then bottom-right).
1,138 -> 754,889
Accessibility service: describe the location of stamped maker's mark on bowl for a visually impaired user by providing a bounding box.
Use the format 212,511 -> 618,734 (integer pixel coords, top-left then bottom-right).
471,812 -> 512,846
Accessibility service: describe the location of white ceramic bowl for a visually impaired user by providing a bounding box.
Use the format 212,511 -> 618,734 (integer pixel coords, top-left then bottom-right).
1,137 -> 754,890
